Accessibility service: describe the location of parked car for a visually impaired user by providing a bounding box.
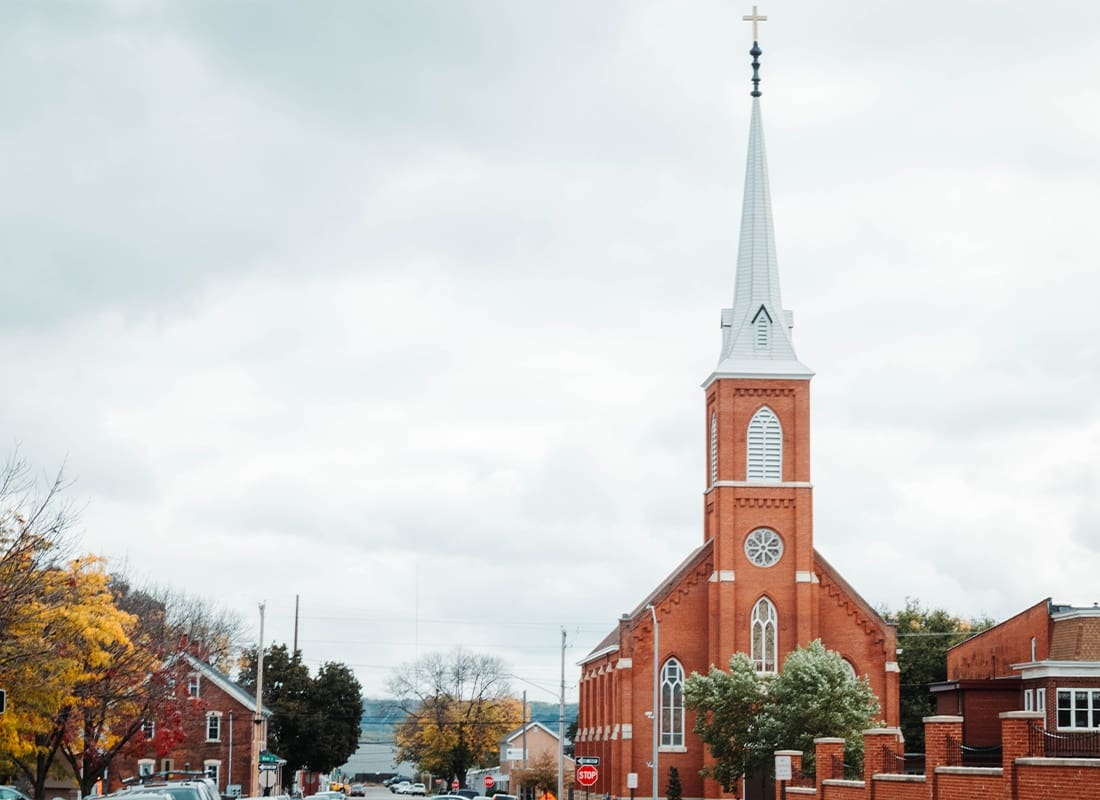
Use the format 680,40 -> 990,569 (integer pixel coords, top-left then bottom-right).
389,783 -> 411,795
0,788 -> 32,800
398,784 -> 426,797
453,791 -> 479,800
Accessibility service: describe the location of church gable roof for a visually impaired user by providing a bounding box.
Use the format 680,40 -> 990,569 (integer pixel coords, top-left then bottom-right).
580,540 -> 713,664
814,549 -> 894,649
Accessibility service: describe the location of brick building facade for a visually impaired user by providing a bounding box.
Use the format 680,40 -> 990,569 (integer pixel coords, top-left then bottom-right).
932,598 -> 1100,747
110,654 -> 275,798
574,41 -> 899,800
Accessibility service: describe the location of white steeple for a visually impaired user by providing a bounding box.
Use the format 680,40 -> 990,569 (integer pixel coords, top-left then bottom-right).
704,41 -> 813,386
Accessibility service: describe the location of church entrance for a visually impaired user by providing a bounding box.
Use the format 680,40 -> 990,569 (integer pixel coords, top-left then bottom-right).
742,770 -> 773,800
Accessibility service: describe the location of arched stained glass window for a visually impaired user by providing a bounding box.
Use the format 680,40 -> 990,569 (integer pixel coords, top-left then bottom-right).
751,598 -> 777,673
747,406 -> 782,482
660,658 -> 684,747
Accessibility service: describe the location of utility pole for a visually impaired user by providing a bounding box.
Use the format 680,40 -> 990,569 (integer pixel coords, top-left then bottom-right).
253,602 -> 266,798
646,605 -> 658,800
558,628 -> 566,800
293,594 -> 300,653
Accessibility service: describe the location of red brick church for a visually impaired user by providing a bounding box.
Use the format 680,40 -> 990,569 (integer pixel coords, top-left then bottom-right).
575,25 -> 900,800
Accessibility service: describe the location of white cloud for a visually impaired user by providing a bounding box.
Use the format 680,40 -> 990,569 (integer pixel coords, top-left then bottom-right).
1,0 -> 1099,698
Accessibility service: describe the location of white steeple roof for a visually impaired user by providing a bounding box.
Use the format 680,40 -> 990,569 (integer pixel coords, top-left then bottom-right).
704,94 -> 813,385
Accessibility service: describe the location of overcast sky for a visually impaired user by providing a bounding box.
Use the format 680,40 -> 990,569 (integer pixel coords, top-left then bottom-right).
4,1 -> 1100,702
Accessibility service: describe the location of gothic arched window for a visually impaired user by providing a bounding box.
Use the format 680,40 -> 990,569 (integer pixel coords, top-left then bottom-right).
747,406 -> 782,482
710,413 -> 718,486
751,598 -> 778,673
660,658 -> 685,747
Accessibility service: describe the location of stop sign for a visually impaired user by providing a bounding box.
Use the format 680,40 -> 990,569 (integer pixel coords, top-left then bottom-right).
484,776 -> 495,789
576,766 -> 598,787
451,780 -> 459,790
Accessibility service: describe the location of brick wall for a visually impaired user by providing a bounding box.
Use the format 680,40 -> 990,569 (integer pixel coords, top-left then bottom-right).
948,600 -> 1049,680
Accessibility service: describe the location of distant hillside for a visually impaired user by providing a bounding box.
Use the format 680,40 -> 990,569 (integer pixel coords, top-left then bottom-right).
359,698 -> 579,743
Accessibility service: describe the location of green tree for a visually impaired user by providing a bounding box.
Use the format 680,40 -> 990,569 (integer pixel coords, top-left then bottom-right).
882,599 -> 992,751
757,641 -> 879,770
564,718 -> 577,758
685,641 -> 881,792
388,648 -> 523,787
239,645 -> 363,782
683,653 -> 765,792
665,766 -> 682,800
303,662 -> 365,773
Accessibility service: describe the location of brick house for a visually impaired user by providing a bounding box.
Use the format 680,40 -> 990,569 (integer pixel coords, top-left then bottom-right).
932,598 -> 1100,747
111,653 -> 275,798
574,39 -> 899,800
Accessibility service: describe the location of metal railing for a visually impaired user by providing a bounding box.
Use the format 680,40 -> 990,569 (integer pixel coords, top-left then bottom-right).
945,736 -> 1002,767
830,754 -> 862,781
1029,722 -> 1100,758
788,766 -> 815,789
879,746 -> 924,774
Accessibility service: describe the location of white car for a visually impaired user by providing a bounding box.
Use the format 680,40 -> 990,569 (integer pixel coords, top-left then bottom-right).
397,785 -> 425,797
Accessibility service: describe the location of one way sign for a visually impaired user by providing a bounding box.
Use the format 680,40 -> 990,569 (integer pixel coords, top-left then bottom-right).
576,757 -> 600,766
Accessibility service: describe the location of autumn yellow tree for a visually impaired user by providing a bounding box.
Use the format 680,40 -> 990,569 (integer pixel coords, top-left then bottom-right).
0,557 -> 138,799
389,649 -> 523,788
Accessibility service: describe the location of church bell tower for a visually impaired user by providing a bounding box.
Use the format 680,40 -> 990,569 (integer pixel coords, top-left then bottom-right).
702,22 -> 818,674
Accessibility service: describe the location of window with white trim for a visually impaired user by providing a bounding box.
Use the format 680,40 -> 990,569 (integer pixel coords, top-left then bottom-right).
204,760 -> 221,789
138,760 -> 155,778
746,407 -> 781,482
188,674 -> 201,698
660,658 -> 684,748
142,719 -> 155,740
710,414 -> 718,486
1024,689 -> 1034,711
1057,688 -> 1100,729
751,597 -> 778,673
1037,688 -> 1046,713
206,711 -> 222,742
161,759 -> 174,773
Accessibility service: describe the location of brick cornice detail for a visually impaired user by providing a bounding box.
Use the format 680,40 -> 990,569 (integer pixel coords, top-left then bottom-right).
819,570 -> 887,652
734,497 -> 795,509
732,387 -> 796,397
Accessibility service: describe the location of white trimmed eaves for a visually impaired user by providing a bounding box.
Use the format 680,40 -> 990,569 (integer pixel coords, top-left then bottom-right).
577,645 -> 620,667
183,653 -> 272,716
1010,659 -> 1100,679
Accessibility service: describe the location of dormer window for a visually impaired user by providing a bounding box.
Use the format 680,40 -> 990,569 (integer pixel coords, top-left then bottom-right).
747,406 -> 782,482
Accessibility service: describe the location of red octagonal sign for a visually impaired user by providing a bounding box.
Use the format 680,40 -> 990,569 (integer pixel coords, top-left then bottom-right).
576,766 -> 598,787
484,777 -> 494,789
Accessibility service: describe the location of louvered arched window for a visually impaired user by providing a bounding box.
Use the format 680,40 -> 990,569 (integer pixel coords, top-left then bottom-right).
747,406 -> 782,482
710,414 -> 718,485
754,313 -> 769,350
751,597 -> 777,673
660,658 -> 684,747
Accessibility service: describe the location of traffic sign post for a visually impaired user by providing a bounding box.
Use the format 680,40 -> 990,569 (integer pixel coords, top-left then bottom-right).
576,766 -> 598,787
576,757 -> 600,766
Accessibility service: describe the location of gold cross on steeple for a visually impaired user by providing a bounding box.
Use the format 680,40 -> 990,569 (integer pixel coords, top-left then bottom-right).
742,5 -> 767,41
